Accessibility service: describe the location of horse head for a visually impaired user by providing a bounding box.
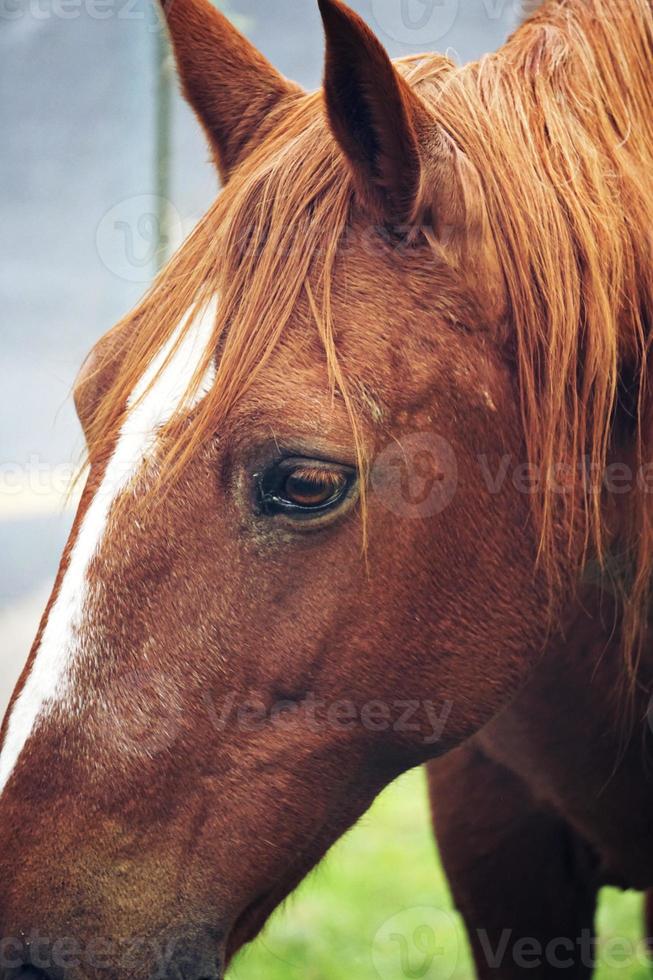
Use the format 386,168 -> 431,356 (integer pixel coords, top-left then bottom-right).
4,0 -> 650,976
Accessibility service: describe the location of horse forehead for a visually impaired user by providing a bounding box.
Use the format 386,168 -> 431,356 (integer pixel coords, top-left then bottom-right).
0,299 -> 219,799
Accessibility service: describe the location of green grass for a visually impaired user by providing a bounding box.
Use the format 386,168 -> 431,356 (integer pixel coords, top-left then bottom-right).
227,768 -> 648,980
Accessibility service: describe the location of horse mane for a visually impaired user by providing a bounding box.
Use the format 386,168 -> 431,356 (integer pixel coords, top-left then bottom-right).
86,0 -> 653,677
432,0 -> 652,680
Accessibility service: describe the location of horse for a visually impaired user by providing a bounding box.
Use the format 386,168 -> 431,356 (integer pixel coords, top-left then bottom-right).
1,0 -> 652,976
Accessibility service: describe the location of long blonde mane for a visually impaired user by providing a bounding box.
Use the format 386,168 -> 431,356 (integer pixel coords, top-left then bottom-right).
87,0 -> 653,674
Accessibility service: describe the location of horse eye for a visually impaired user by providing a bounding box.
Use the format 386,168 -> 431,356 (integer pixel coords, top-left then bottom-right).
258,459 -> 355,518
284,469 -> 346,507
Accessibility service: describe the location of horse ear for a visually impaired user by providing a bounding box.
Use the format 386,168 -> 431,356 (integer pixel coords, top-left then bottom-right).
317,0 -> 430,223
161,0 -> 301,180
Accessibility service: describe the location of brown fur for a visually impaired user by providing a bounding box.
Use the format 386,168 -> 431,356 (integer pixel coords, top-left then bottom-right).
0,0 -> 652,977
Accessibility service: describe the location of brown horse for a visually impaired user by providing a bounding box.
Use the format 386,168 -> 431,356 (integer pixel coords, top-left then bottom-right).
1,0 -> 652,977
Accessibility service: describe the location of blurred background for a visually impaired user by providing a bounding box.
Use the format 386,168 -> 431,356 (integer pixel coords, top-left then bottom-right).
1,2 -> 645,977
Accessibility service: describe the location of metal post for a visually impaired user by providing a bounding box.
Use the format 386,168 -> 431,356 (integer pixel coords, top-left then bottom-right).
154,25 -> 173,272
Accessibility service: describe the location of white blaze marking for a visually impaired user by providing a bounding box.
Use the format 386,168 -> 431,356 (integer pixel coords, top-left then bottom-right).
0,298 -> 218,797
